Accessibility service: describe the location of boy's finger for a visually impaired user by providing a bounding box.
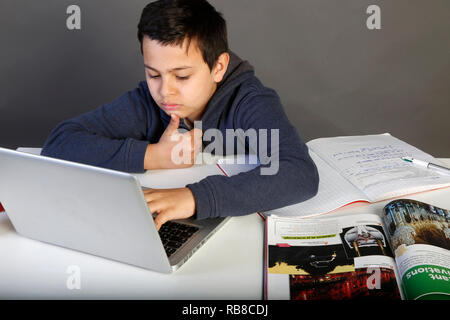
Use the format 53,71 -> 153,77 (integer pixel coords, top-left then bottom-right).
165,113 -> 180,134
192,128 -> 203,138
142,187 -> 156,194
147,199 -> 166,215
143,191 -> 164,203
154,211 -> 170,231
192,129 -> 203,151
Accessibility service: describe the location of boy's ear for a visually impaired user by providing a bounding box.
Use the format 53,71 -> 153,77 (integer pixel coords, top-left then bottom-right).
212,52 -> 230,83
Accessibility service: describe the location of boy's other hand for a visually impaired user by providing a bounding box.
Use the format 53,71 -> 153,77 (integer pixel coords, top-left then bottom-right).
143,187 -> 196,231
144,114 -> 202,170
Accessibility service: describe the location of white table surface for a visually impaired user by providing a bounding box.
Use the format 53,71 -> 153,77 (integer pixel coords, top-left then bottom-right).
0,152 -> 448,299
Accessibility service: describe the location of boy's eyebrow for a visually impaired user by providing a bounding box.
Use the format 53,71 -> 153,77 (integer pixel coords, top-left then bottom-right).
144,64 -> 193,72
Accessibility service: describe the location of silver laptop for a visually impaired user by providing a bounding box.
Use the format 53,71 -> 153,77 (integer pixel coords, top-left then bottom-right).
0,147 -> 229,273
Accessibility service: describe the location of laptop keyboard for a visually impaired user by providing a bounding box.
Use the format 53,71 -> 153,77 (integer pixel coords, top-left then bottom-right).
158,221 -> 199,257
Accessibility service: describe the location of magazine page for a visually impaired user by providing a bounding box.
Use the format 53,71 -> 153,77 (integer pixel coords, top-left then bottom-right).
266,214 -> 402,300
382,199 -> 450,300
307,133 -> 450,202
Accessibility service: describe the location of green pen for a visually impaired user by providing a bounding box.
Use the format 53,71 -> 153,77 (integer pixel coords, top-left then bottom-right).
402,156 -> 450,176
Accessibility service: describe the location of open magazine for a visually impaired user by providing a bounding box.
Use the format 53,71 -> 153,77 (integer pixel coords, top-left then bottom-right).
264,133 -> 450,218
265,199 -> 450,300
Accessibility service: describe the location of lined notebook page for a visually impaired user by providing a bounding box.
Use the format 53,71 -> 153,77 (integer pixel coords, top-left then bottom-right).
263,151 -> 368,217
308,133 -> 450,202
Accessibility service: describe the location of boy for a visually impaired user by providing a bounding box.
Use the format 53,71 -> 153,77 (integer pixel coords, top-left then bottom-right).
42,0 -> 319,230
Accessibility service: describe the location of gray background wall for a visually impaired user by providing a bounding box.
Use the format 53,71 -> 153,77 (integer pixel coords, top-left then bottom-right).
1,0 -> 449,156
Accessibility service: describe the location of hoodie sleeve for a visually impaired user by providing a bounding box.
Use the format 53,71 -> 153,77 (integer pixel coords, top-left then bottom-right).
186,88 -> 319,219
41,83 -> 154,173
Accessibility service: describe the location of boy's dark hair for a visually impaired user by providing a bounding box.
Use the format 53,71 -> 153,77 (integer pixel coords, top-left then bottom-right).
137,0 -> 228,71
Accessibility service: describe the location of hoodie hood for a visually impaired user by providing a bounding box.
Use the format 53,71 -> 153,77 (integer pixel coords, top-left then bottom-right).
217,51 -> 254,91
198,51 -> 255,131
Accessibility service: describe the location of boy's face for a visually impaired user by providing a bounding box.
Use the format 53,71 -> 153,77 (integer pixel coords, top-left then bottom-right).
142,36 -> 229,123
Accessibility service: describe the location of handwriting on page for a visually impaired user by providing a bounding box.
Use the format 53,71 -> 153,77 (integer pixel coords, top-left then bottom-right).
332,145 -> 403,162
330,144 -> 439,192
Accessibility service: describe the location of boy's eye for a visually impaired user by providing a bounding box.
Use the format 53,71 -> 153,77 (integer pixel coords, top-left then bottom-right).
148,74 -> 189,80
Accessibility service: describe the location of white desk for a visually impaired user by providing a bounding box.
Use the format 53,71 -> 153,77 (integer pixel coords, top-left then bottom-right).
0,152 -> 449,299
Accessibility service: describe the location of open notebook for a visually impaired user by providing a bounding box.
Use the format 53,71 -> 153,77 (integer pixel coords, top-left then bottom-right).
263,133 -> 450,218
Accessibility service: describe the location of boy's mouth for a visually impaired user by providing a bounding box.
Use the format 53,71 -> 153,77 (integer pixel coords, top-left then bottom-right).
162,103 -> 180,111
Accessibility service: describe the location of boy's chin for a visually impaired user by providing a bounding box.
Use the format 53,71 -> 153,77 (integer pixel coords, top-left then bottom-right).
164,109 -> 189,120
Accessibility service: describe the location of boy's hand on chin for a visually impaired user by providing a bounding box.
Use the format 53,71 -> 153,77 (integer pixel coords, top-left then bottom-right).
143,187 -> 196,230
144,114 -> 202,170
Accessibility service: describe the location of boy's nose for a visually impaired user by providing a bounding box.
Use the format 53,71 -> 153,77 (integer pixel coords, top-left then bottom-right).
160,78 -> 176,97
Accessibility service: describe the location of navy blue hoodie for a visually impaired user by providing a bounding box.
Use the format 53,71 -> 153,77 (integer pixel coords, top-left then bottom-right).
42,52 -> 319,219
